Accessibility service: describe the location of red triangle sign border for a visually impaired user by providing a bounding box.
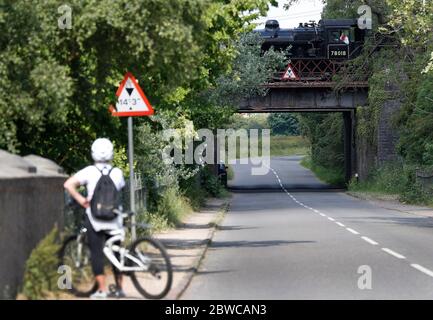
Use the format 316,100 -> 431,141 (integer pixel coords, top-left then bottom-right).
110,72 -> 154,117
281,63 -> 300,81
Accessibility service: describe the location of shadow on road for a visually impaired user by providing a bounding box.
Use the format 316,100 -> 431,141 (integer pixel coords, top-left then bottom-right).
161,239 -> 209,250
216,225 -> 259,231
347,215 -> 433,229
210,240 -> 315,248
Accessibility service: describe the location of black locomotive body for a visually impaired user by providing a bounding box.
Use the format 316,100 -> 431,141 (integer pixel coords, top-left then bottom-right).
255,19 -> 367,60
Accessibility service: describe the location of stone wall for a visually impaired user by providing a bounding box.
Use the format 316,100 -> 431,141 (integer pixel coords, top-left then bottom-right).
377,98 -> 402,165
0,150 -> 66,299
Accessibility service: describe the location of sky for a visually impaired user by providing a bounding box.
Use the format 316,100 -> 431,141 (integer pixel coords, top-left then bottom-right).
253,0 -> 325,29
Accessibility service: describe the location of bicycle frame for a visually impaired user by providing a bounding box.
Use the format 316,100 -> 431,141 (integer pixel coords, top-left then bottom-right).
71,210 -> 153,273
102,229 -> 152,273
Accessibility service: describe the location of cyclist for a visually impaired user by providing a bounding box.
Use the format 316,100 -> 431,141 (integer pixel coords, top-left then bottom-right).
64,138 -> 126,299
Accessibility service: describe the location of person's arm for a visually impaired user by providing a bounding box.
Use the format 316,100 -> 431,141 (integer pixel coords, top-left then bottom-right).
64,176 -> 89,208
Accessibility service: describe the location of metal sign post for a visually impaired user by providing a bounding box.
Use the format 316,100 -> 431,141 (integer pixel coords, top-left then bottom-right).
128,116 -> 136,240
109,72 -> 154,241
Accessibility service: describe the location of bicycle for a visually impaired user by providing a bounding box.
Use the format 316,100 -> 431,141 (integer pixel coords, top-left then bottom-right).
59,209 -> 173,299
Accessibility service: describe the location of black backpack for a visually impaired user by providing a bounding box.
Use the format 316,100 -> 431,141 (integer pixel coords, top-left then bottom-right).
90,166 -> 121,221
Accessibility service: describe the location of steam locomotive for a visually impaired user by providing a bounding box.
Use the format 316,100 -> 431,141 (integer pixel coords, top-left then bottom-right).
255,19 -> 367,60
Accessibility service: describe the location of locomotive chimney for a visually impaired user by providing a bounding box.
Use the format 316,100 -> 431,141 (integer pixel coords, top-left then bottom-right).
265,20 -> 280,31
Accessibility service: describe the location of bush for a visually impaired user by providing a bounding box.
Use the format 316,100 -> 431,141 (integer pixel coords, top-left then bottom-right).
180,173 -> 207,210
21,227 -> 61,300
156,187 -> 192,226
201,167 -> 227,197
349,162 -> 432,205
268,113 -> 300,136
301,156 -> 345,187
136,209 -> 170,235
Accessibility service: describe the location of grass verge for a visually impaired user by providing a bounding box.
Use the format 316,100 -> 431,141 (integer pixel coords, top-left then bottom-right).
227,135 -> 309,161
301,156 -> 345,187
269,135 -> 309,157
348,162 -> 433,207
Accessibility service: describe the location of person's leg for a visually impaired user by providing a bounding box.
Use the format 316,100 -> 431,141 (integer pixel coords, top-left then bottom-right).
85,217 -> 107,292
111,239 -> 123,290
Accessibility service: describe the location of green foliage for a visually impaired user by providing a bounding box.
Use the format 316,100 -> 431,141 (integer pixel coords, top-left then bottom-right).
136,209 -> 170,235
397,72 -> 433,165
21,227 -> 61,300
386,0 -> 433,48
298,113 -> 344,170
0,0 -> 275,172
226,165 -> 235,181
201,166 -> 227,198
301,156 -> 345,187
269,136 -> 309,157
112,141 -> 130,176
355,49 -> 402,151
210,32 -> 288,106
154,187 -> 192,227
267,113 -> 300,136
349,162 -> 431,205
179,173 -> 208,210
136,186 -> 194,234
322,0 -> 364,19
226,114 -> 269,131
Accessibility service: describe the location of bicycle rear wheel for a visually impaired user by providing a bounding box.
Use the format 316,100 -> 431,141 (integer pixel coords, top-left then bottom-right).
59,235 -> 97,297
129,237 -> 172,299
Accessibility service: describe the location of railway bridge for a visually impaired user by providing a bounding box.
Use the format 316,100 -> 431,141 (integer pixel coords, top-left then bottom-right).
239,80 -> 370,183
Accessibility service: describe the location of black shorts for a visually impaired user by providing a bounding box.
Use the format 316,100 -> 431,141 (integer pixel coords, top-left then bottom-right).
84,215 -> 120,277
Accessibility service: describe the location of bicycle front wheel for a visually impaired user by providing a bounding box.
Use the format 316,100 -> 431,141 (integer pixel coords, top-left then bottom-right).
59,235 -> 97,297
129,237 -> 173,299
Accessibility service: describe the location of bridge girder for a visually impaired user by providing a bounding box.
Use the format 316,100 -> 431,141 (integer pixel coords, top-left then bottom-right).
239,82 -> 368,113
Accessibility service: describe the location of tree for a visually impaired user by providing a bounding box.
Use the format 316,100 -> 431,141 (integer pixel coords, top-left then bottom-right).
268,113 -> 300,136
298,113 -> 344,169
0,0 -> 277,172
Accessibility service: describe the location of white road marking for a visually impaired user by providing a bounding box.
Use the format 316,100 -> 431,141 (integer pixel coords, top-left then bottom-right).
411,264 -> 433,278
382,248 -> 406,259
266,162 -> 433,280
346,228 -> 360,235
361,236 -> 378,245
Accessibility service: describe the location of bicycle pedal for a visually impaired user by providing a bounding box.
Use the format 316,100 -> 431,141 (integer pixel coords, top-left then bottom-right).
108,284 -> 117,293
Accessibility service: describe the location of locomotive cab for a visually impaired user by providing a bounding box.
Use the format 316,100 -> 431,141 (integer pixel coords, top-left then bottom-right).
322,19 -> 365,59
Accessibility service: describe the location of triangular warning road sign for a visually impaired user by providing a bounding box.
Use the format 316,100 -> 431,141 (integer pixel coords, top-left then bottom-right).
281,63 -> 299,81
110,72 -> 154,117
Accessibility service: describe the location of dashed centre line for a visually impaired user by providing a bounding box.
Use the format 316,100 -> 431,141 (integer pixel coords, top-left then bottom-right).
361,236 -> 379,246
411,264 -> 433,277
382,248 -> 406,259
264,161 -> 433,279
346,228 -> 360,235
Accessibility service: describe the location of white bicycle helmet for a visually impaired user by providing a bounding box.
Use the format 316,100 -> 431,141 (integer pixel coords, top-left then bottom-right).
91,138 -> 114,162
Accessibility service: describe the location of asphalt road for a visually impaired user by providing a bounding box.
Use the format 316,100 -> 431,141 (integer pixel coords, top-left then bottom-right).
227,155 -> 335,190
182,156 -> 433,299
